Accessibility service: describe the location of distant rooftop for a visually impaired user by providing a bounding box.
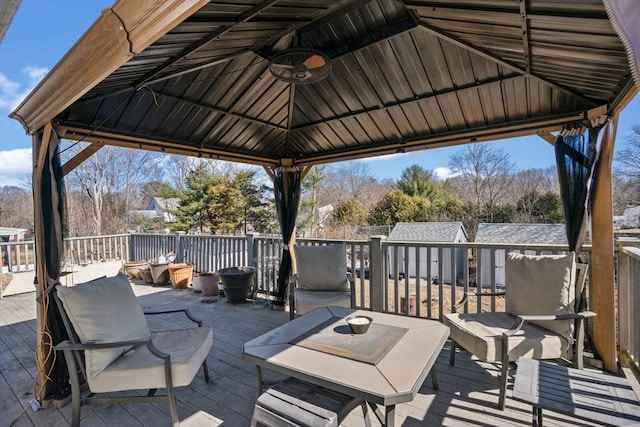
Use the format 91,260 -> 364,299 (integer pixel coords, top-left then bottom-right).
475,223 -> 568,245
387,222 -> 467,243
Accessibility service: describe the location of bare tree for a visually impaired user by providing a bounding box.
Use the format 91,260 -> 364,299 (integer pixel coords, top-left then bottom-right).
62,144 -> 164,235
0,186 -> 33,231
613,126 -> 640,213
448,144 -> 516,222
510,167 -> 559,222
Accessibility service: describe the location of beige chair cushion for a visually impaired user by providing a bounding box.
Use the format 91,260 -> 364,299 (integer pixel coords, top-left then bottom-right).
443,312 -> 568,363
295,245 -> 349,291
88,326 -> 213,392
57,273 -> 151,377
505,252 -> 575,341
294,290 -> 352,316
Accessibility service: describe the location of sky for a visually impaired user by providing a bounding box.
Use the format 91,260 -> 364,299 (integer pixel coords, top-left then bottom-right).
1,0 -> 639,187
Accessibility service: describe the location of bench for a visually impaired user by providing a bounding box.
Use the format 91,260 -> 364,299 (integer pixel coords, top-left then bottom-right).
251,377 -> 368,427
512,357 -> 640,426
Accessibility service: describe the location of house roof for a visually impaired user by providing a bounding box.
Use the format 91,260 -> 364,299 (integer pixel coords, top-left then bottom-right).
149,197 -> 181,212
474,223 -> 568,245
10,0 -> 638,168
387,222 -> 466,242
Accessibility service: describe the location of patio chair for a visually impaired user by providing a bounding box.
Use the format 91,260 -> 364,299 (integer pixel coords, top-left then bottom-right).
53,273 -> 213,427
289,244 -> 355,320
443,251 -> 595,410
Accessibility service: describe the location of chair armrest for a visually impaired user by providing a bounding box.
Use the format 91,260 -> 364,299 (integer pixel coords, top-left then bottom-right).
144,308 -> 203,327
518,311 -> 597,322
503,311 -> 598,338
453,290 -> 506,310
55,338 -> 170,361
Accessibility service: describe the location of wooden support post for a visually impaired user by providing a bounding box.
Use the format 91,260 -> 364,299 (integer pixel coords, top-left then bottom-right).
32,123 -> 53,401
591,116 -> 618,373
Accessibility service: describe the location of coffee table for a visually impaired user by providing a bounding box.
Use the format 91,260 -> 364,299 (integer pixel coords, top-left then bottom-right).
242,306 -> 449,426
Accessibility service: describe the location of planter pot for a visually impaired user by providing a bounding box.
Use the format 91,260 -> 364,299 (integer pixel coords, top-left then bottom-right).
168,263 -> 194,289
149,263 -> 170,285
217,266 -> 256,304
198,273 -> 220,296
123,261 -> 147,279
139,267 -> 154,284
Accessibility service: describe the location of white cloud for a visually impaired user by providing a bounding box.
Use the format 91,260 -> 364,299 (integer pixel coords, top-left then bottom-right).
0,148 -> 32,188
0,66 -> 49,112
433,166 -> 458,180
358,153 -> 406,162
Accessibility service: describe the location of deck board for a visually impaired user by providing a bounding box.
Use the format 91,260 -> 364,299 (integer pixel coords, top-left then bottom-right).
0,280 -> 605,427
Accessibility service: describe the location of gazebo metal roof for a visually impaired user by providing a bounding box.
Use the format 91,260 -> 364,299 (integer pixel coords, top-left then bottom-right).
11,0 -> 637,167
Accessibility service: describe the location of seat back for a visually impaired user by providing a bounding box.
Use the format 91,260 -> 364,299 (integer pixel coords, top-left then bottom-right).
294,244 -> 349,292
505,251 -> 577,342
55,273 -> 151,378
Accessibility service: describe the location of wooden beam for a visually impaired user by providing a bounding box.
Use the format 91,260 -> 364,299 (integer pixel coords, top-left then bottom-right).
536,130 -> 556,145
590,116 -> 618,373
61,143 -> 103,176
263,166 -> 275,181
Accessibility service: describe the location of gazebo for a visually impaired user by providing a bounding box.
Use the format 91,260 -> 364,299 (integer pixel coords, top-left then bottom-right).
9,0 -> 639,403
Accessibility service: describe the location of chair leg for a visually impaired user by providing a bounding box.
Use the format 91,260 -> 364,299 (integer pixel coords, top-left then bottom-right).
449,340 -> 457,366
430,366 -> 439,390
166,383 -> 179,427
498,361 -> 509,410
63,350 -> 82,427
202,359 -> 210,383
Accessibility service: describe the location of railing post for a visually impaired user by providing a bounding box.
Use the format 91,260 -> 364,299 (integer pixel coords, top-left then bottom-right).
247,233 -> 256,267
369,235 -> 386,312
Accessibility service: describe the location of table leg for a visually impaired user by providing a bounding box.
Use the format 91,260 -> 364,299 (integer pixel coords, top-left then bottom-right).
385,404 -> 395,427
255,365 -> 264,395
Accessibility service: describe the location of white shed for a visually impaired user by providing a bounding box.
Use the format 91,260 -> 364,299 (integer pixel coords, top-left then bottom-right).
386,222 -> 468,285
474,223 -> 568,287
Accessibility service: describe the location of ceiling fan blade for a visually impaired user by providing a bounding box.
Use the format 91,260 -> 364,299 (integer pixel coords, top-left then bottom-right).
303,54 -> 327,70
271,63 -> 296,69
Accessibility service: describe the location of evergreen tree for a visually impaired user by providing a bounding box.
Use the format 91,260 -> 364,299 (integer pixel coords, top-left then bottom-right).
171,165 -> 219,232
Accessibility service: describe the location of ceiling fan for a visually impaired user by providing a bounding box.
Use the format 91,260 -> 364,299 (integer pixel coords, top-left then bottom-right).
268,47 -> 331,84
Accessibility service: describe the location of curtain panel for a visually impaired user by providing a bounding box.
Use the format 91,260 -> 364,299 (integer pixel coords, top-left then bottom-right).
272,169 -> 301,306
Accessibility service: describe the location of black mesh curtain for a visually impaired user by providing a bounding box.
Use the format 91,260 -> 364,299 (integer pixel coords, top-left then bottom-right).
37,130 -> 70,399
555,124 -> 605,254
272,168 -> 301,307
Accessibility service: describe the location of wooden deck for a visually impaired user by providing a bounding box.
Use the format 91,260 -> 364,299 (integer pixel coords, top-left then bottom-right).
1,281 -> 601,427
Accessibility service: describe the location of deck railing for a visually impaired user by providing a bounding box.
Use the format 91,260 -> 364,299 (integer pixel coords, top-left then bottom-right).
1,234 -> 129,274
616,238 -> 640,369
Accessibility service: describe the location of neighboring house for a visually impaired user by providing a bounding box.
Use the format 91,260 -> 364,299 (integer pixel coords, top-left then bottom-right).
147,197 -> 180,223
0,227 -> 27,242
1,227 -> 27,273
617,205 -> 640,228
386,222 -> 468,285
474,223 -> 568,287
127,197 -> 181,229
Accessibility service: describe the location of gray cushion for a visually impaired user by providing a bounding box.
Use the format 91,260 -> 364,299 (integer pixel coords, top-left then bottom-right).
87,326 -> 213,392
57,273 -> 150,377
295,245 -> 349,291
443,312 -> 568,363
505,252 -> 575,341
